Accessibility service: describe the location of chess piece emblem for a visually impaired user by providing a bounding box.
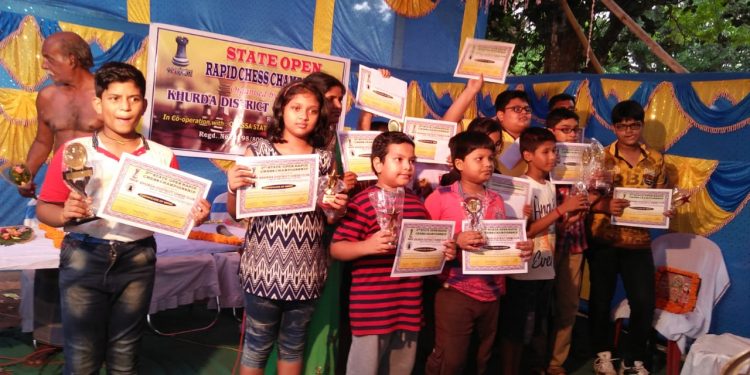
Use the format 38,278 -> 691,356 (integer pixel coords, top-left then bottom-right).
172,36 -> 190,67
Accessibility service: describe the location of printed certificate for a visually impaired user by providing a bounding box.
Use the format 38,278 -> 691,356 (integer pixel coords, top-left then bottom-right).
551,143 -> 588,184
235,154 -> 319,218
454,38 -> 515,84
487,174 -> 531,219
611,187 -> 672,229
338,131 -> 379,181
355,65 -> 407,121
97,154 -> 212,239
403,117 -> 457,165
391,219 -> 455,277
462,220 -> 528,275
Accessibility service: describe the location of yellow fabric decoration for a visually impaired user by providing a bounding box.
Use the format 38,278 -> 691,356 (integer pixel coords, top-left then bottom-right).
0,116 -> 38,164
691,79 -> 750,107
481,81 -> 510,116
312,0 -> 336,54
575,79 -> 593,129
210,159 -> 235,172
459,0 -> 479,56
430,82 -> 475,119
407,81 -> 431,119
643,83 -> 691,151
127,38 -> 149,77
532,81 -> 573,125
384,0 -> 439,18
663,155 -> 733,236
0,88 -> 38,125
59,22 -> 124,52
127,0 -> 151,24
600,78 -> 642,102
0,16 -> 46,91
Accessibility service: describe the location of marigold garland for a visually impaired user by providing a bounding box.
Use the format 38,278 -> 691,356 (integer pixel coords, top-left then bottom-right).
38,223 -> 65,249
188,230 -> 243,246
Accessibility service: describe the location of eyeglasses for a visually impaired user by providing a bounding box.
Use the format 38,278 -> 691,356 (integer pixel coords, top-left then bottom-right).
614,121 -> 643,131
504,106 -> 532,114
553,127 -> 582,134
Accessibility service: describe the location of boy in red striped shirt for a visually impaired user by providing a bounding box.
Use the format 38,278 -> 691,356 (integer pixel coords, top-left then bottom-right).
331,131 -> 455,375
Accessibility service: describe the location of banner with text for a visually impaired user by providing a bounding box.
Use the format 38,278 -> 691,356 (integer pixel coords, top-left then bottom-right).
143,23 -> 350,158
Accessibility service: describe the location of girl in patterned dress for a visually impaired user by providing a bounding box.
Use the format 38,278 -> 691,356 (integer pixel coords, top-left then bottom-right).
226,81 -> 349,375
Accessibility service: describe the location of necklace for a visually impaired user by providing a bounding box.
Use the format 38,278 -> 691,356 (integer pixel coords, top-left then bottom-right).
101,131 -> 140,145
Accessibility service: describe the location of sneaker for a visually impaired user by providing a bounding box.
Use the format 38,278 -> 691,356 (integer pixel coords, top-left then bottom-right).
594,351 -> 617,375
619,361 -> 649,375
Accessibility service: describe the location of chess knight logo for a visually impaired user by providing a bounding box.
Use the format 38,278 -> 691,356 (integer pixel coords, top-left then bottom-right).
172,36 -> 190,67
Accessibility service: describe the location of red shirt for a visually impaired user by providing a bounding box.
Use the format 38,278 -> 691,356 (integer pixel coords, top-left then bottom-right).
332,185 -> 429,336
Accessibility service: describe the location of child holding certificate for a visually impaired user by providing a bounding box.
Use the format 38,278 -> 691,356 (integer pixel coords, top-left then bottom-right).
424,131 -> 533,375
545,108 -> 591,375
587,100 -> 667,375
499,127 -> 587,375
226,80 -> 349,374
36,62 -> 211,373
330,131 -> 456,375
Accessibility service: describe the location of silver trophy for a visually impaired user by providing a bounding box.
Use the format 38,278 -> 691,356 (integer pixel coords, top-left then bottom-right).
368,187 -> 404,244
582,138 -> 613,196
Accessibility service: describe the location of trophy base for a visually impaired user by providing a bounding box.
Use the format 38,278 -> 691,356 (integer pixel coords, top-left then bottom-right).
65,216 -> 101,226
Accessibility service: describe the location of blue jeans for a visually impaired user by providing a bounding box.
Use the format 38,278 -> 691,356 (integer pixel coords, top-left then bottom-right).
59,233 -> 156,375
242,292 -> 317,368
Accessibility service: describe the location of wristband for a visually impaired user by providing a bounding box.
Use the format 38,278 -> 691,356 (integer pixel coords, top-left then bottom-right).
227,182 -> 237,195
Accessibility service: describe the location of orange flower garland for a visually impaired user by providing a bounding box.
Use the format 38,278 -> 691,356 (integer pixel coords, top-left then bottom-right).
188,230 -> 243,246
38,223 -> 65,249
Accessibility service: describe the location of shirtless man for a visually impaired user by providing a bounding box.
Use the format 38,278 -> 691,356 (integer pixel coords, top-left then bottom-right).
18,31 -> 101,197
18,32 -> 101,364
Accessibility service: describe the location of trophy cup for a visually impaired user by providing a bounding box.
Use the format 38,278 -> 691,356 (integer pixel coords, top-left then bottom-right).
62,143 -> 97,223
582,138 -> 613,196
462,194 -> 486,235
1,157 -> 35,198
317,170 -> 346,220
368,187 -> 405,245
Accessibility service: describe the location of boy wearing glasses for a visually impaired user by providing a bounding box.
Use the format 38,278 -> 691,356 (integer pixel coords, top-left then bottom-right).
494,90 -> 533,176
544,108 -> 588,375
588,100 -> 666,375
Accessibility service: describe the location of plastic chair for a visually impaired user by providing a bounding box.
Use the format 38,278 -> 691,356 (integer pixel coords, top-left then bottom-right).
612,233 -> 730,375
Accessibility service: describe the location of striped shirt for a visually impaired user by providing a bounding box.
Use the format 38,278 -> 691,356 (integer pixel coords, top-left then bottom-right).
332,185 -> 429,336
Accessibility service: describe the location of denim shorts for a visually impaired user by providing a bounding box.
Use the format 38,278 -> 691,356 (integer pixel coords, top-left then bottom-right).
241,292 -> 317,368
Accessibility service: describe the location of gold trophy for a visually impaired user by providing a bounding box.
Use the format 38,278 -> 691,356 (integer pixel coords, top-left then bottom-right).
62,143 -> 97,223
318,169 -> 346,220
463,195 -> 485,232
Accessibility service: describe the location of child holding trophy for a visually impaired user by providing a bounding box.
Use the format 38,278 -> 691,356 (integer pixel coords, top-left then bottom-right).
331,131 -> 456,375
424,131 -> 533,375
36,62 -> 211,374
